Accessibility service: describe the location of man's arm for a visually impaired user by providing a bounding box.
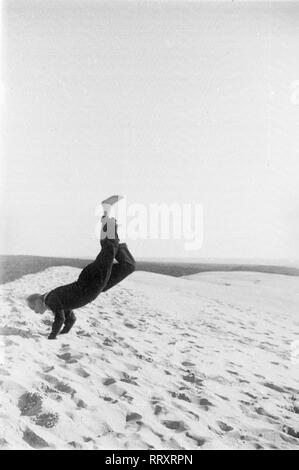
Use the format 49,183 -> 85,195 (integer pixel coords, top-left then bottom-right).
48,309 -> 65,339
60,310 -> 76,335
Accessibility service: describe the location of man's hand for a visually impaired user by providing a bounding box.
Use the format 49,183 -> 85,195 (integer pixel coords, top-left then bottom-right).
48,333 -> 57,340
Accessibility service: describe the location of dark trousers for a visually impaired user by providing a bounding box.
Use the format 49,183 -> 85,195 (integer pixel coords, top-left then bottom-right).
46,241 -> 136,338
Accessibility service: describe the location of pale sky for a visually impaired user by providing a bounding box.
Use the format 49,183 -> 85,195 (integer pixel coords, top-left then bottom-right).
1,0 -> 299,260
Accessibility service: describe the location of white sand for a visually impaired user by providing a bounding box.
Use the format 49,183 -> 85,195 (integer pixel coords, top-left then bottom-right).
0,267 -> 298,450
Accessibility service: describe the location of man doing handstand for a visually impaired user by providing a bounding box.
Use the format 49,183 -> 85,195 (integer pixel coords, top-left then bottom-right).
27,216 -> 136,339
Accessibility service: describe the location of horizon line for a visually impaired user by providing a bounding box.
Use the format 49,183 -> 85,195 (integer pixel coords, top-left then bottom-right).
0,253 -> 298,266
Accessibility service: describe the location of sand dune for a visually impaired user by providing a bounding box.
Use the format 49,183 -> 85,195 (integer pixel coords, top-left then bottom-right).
0,267 -> 298,449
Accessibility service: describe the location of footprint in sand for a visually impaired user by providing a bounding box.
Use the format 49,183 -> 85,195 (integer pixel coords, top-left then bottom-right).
124,363 -> 140,372
182,373 -> 204,387
42,374 -> 76,396
57,352 -> 81,364
34,412 -> 59,428
218,421 -> 234,432
102,395 -> 118,404
163,420 -> 188,432
76,367 -> 90,378
120,391 -> 133,404
0,327 -> 33,339
76,398 -> 88,409
54,381 -> 76,395
186,432 -> 206,447
154,404 -> 163,415
126,412 -> 142,423
254,373 -> 265,379
171,392 -> 191,403
83,436 -> 95,443
199,398 -> 214,411
18,392 -> 43,417
0,438 -> 8,448
255,407 -> 279,421
103,337 -> 114,346
40,383 -> 62,402
150,397 -> 165,416
282,426 -> 299,439
103,377 -> 116,386
181,361 -> 195,367
243,392 -> 257,400
263,382 -> 287,394
120,372 -> 139,386
124,321 -> 137,329
68,441 -> 83,449
22,427 -> 50,449
42,365 -> 55,374
76,330 -> 91,337
239,379 -> 250,384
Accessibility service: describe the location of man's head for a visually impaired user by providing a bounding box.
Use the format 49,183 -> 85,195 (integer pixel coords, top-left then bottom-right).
27,293 -> 47,314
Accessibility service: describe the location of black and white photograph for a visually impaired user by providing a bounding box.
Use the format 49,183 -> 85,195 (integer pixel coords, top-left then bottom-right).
0,0 -> 298,452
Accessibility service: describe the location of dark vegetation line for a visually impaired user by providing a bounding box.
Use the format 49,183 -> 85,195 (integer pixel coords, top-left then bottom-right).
0,254 -> 298,285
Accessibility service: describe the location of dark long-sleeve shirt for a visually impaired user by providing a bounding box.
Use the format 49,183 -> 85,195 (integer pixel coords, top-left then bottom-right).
44,240 -> 135,338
